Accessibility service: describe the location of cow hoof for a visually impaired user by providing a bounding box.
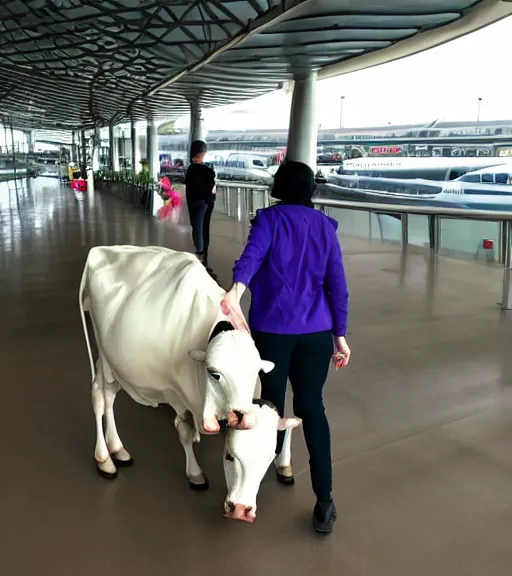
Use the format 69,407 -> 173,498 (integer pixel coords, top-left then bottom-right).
111,448 -> 134,467
96,462 -> 118,480
276,466 -> 295,486
112,455 -> 134,468
188,474 -> 209,491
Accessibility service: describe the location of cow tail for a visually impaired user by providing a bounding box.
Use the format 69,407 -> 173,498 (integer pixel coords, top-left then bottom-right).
79,262 -> 96,381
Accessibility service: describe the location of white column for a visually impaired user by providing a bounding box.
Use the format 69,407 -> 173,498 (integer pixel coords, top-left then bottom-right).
80,130 -> 87,171
137,133 -> 145,173
108,124 -> 115,171
188,98 -> 205,161
91,129 -> 100,171
27,130 -> 35,153
286,71 -> 318,170
130,119 -> 137,174
71,131 -> 77,162
113,137 -> 120,172
146,119 -> 159,181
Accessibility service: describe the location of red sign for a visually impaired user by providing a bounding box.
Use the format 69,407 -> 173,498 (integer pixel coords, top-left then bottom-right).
370,146 -> 402,155
276,147 -> 286,163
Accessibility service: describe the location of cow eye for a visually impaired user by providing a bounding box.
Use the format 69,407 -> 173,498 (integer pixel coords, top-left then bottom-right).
208,371 -> 221,381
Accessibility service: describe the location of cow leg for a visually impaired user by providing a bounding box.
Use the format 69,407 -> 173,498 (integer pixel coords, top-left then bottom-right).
274,427 -> 294,485
103,380 -> 133,467
175,412 -> 209,491
92,376 -> 117,479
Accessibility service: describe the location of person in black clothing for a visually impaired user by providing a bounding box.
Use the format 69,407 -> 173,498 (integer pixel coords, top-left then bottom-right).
185,140 -> 216,270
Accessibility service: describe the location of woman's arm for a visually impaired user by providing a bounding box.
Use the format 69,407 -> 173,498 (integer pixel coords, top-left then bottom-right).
220,282 -> 249,332
325,228 -> 349,338
325,231 -> 351,366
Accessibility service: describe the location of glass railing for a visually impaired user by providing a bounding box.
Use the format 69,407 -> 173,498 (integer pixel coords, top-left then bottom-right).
214,180 -> 512,310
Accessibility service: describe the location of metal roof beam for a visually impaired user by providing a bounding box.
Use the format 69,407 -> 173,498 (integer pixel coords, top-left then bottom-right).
146,0 -> 314,97
318,0 -> 512,80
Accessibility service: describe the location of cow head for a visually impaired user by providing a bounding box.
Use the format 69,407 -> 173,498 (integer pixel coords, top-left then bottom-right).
189,321 -> 274,433
223,401 -> 301,523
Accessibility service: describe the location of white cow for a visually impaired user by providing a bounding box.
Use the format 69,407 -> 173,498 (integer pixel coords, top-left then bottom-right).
79,246 -> 300,522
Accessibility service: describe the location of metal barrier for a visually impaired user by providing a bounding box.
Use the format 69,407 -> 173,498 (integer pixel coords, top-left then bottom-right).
215,180 -> 512,310
215,181 -> 272,221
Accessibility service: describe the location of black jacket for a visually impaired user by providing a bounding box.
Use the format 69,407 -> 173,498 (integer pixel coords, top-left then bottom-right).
184,163 -> 216,202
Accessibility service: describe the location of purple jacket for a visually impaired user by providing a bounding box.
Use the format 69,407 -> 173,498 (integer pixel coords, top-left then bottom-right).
233,204 -> 349,336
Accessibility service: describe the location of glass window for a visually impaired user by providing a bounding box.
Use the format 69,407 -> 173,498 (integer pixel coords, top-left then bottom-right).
460,174 -> 480,183
226,154 -> 238,167
495,173 -> 509,184
481,173 -> 494,183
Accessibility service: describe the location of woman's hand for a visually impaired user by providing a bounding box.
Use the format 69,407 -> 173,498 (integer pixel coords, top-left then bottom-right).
220,284 -> 250,334
333,336 -> 351,369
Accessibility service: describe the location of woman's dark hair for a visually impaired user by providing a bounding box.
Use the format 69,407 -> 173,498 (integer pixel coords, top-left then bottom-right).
190,140 -> 207,162
271,159 -> 317,207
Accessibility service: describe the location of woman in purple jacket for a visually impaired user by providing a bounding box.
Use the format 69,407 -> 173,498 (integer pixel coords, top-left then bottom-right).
221,160 -> 350,534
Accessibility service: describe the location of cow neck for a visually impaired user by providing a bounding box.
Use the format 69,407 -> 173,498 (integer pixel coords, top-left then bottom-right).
208,320 -> 235,343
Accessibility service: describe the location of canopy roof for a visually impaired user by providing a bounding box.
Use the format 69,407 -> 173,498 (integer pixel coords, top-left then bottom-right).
0,0 -> 510,130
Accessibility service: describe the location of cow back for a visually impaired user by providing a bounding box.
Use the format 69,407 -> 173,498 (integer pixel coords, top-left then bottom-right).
84,246 -> 224,415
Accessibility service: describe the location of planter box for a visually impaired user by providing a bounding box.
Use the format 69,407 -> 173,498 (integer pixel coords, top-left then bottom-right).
94,179 -> 153,214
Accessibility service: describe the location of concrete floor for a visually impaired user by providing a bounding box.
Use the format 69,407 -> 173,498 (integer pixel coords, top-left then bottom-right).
2,178 -> 512,576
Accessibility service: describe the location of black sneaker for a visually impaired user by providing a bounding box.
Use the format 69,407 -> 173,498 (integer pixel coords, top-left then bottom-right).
195,252 -> 206,266
313,499 -> 337,534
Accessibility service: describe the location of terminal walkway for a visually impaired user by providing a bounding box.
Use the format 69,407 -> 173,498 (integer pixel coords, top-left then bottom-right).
2,178 -> 512,576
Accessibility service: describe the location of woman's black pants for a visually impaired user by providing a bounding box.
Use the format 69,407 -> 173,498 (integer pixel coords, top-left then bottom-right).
252,330 -> 334,503
187,198 -> 215,257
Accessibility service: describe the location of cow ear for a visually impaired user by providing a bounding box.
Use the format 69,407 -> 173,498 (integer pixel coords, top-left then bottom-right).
260,360 -> 275,374
277,417 -> 302,431
189,350 -> 207,362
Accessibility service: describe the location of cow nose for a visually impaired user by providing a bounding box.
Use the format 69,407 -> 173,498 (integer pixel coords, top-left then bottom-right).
224,502 -> 256,523
233,410 -> 244,423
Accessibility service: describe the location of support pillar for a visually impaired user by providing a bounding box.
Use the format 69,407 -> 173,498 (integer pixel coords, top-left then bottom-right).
91,128 -> 100,171
71,131 -> 77,162
113,136 -> 120,172
10,124 -> 17,180
80,130 -> 87,177
146,122 -> 151,166
27,130 -> 35,154
502,220 -> 512,309
137,133 -> 146,172
130,118 -> 137,174
146,119 -> 159,181
286,71 -> 318,170
188,98 -> 205,162
108,124 -> 116,171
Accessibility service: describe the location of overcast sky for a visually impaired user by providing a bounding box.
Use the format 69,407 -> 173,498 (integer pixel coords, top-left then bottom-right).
176,15 -> 511,131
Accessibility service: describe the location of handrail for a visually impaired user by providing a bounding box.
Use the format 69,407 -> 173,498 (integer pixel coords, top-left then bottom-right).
313,197 -> 512,222
216,180 -> 268,190
215,179 -> 512,310
216,179 -> 512,222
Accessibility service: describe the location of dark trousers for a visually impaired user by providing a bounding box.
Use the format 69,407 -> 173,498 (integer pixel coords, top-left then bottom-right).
187,199 -> 215,256
252,330 -> 334,502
